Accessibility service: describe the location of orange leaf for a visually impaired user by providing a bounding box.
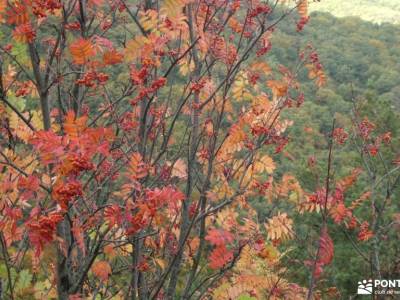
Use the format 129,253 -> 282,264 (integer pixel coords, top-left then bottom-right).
12,23 -> 36,43
103,50 -> 123,65
70,38 -> 96,65
188,237 -> 200,255
64,110 -> 88,138
318,227 -> 334,265
297,0 -> 308,18
349,191 -> 371,210
358,222 -> 374,242
267,80 -> 288,97
92,260 -> 112,281
129,152 -> 148,180
104,244 -> 117,259
337,168 -> 362,190
6,1 -> 29,25
0,0 -> 7,21
330,202 -> 348,224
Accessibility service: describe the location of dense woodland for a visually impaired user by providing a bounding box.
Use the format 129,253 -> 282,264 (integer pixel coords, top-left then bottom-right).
265,10 -> 400,297
0,0 -> 399,299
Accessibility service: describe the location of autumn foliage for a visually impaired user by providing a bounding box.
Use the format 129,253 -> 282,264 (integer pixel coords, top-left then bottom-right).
0,0 -> 398,299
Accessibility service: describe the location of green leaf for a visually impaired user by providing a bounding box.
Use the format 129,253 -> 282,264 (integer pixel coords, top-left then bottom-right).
11,42 -> 29,66
15,269 -> 32,292
8,93 -> 26,112
237,295 -> 257,300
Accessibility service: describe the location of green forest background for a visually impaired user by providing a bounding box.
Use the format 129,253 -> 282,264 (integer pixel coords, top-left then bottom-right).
261,4 -> 400,297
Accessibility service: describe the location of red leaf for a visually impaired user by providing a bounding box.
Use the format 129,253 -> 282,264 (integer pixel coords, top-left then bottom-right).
6,1 -> 29,25
209,245 -> 234,270
30,130 -> 65,165
17,175 -> 40,192
205,228 -> 234,246
359,118 -> 375,139
330,202 -> 348,224
358,221 -> 374,242
318,227 -> 334,265
72,220 -> 86,256
145,186 -> 185,212
17,175 -> 40,200
304,260 -> 324,279
332,128 -> 348,145
104,205 -> 123,228
52,179 -> 83,210
27,212 -> 64,257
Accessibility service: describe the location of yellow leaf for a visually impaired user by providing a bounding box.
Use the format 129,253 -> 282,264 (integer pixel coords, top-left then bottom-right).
214,179 -> 235,199
232,72 -> 252,101
34,280 -> 56,299
31,110 -> 43,130
250,61 -> 271,76
254,155 -> 275,174
154,258 -> 166,270
259,244 -> 280,264
9,111 -> 34,143
161,0 -> 186,18
252,94 -> 271,112
265,212 -> 294,241
267,80 -> 288,97
178,56 -> 195,76
139,9 -> 158,32
119,243 -> 132,256
216,208 -> 238,231
129,152 -> 148,179
170,158 -> 187,179
125,36 -> 149,61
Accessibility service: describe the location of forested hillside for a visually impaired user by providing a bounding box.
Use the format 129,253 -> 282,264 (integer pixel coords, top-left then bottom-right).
310,0 -> 400,24
262,11 -> 400,297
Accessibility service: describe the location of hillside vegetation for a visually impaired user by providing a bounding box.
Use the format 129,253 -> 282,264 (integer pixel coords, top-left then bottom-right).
263,11 -> 400,296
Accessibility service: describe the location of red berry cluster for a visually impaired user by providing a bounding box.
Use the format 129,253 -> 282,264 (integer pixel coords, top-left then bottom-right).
296,16 -> 310,32
76,71 -> 109,87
